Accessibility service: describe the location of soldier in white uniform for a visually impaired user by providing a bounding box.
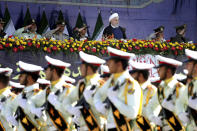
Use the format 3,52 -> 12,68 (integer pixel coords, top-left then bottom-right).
44,55 -> 74,130
129,61 -> 158,130
184,49 -> 197,130
14,19 -> 42,39
15,61 -> 44,131
0,68 -> 13,130
149,55 -> 188,131
93,47 -> 142,130
62,51 -> 106,131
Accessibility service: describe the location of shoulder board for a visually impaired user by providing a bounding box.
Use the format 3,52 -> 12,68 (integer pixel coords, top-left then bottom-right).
33,89 -> 41,95
63,84 -> 71,88
98,79 -> 105,88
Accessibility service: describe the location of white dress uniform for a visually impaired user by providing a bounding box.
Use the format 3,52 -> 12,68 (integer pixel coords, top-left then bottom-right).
62,51 -> 106,131
43,55 -> 75,130
14,27 -> 42,39
129,61 -> 158,130
149,55 -> 187,131
93,47 -> 142,130
184,49 -> 197,130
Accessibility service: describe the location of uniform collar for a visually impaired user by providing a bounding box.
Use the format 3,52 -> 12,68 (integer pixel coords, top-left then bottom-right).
113,71 -> 125,81
111,24 -> 119,28
164,77 -> 174,85
51,78 -> 61,87
140,80 -> 151,90
193,77 -> 197,80
24,83 -> 39,92
85,73 -> 97,83
0,87 -> 8,95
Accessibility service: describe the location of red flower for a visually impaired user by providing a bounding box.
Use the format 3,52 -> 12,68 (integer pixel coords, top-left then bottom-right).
179,46 -> 183,50
5,43 -> 9,48
47,48 -> 51,53
52,46 -> 58,51
132,38 -> 137,42
36,44 -> 40,49
166,40 -> 170,42
86,46 -> 90,50
70,48 -> 74,52
144,45 -> 148,48
19,46 -> 24,50
171,46 -> 176,50
128,47 -> 132,51
135,46 -> 140,50
174,50 -> 178,56
92,48 -> 96,53
78,47 -> 82,51
0,45 -> 3,50
28,42 -> 32,47
61,45 -> 65,48
101,49 -> 105,54
148,44 -> 153,48
13,47 -> 18,52
154,47 -> 159,51
8,35 -> 13,38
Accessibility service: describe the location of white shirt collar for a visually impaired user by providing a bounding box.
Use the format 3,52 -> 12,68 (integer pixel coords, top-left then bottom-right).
24,83 -> 39,92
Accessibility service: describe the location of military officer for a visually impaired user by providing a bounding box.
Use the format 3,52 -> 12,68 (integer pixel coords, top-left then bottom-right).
14,19 -> 42,39
183,49 -> 197,130
103,13 -> 127,40
0,18 -> 6,38
129,61 -> 158,130
93,47 -> 142,130
170,24 -> 189,43
62,51 -> 105,131
43,20 -> 69,41
149,55 -> 188,131
147,26 -> 165,42
73,23 -> 89,41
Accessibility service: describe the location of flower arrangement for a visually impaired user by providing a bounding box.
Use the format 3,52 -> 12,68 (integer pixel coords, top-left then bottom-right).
0,37 -> 196,56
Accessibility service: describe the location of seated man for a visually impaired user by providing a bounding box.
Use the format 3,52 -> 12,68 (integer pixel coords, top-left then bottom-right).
0,18 -> 6,38
103,13 -> 126,40
14,19 -> 42,39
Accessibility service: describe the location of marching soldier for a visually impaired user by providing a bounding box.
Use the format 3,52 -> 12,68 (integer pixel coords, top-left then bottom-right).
184,49 -> 197,130
103,13 -> 127,40
93,47 -> 142,130
0,18 -> 6,38
37,78 -> 50,90
14,19 -> 42,39
15,61 -> 44,131
149,55 -> 188,131
129,61 -> 158,130
44,55 -> 74,130
100,64 -> 111,81
0,68 -> 13,130
43,20 -> 69,41
62,51 -> 106,131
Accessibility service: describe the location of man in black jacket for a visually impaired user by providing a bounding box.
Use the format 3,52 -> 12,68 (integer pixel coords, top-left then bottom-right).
103,13 -> 126,40
0,18 -> 6,38
170,24 -> 189,43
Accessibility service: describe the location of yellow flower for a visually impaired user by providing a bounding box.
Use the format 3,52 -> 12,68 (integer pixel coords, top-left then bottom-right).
44,47 -> 47,51
67,45 -> 70,47
192,46 -> 195,49
9,44 -> 12,47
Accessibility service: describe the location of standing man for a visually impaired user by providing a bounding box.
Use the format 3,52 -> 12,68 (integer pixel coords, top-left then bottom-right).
170,24 -> 189,43
149,56 -> 188,130
103,13 -> 127,40
0,18 -> 6,38
63,51 -> 105,130
43,20 -> 69,41
129,61 -> 158,130
94,47 -> 142,130
14,19 -> 42,39
73,23 -> 89,41
184,49 -> 197,130
147,26 -> 165,42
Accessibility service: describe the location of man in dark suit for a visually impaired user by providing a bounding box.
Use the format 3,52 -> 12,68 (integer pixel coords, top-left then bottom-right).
103,13 -> 126,40
170,24 -> 189,43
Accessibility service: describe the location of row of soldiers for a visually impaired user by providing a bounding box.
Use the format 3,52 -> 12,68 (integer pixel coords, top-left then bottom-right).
0,47 -> 196,131
0,13 -> 190,42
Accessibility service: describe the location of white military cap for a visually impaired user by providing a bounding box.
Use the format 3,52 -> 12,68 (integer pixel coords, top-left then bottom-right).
45,56 -> 71,69
130,61 -> 154,70
101,65 -> 110,74
62,75 -> 76,84
155,55 -> 182,68
9,81 -> 24,89
79,51 -> 105,66
37,78 -> 51,85
107,46 -> 135,60
109,13 -> 119,22
0,68 -> 13,76
185,49 -> 197,61
18,61 -> 43,73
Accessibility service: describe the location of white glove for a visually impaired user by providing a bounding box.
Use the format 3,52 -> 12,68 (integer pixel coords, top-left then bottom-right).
73,115 -> 80,125
107,87 -> 118,99
6,115 -> 18,126
18,98 -> 27,109
66,106 -> 82,116
151,116 -> 163,126
188,97 -> 197,110
31,107 -> 44,118
95,102 -> 107,115
178,112 -> 190,126
83,89 -> 94,102
161,99 -> 175,112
